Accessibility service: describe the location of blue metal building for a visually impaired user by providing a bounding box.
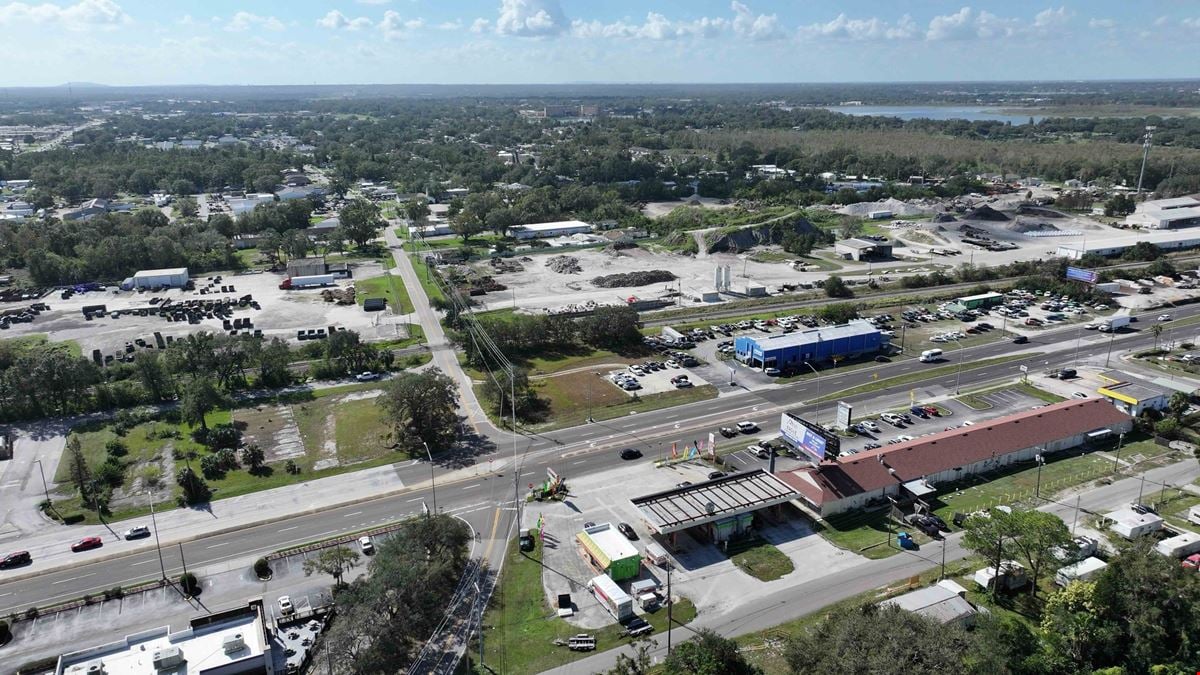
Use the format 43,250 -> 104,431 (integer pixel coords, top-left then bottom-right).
735,320 -> 884,371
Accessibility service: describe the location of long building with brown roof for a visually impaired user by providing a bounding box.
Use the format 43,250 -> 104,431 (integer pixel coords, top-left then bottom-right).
778,398 -> 1133,516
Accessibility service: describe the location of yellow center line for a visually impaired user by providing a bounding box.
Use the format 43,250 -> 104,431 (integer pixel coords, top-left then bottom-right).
482,506 -> 503,560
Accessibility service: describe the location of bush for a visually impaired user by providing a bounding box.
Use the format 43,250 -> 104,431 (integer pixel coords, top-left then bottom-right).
179,572 -> 200,596
0,618 -> 10,643
200,454 -> 225,480
253,558 -> 271,579
24,607 -> 38,620
61,513 -> 85,525
95,457 -> 125,488
103,586 -> 124,600
205,424 -> 241,450
285,459 -> 300,475
105,438 -> 128,457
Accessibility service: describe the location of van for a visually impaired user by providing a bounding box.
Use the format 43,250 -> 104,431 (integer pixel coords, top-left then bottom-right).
920,349 -> 943,363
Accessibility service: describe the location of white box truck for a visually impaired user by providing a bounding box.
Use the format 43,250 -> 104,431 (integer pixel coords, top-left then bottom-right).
920,348 -> 944,363
1099,315 -> 1130,332
589,574 -> 633,621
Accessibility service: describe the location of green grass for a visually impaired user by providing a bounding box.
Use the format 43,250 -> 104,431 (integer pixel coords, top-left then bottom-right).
727,537 -> 795,581
55,410 -> 230,485
375,324 -> 426,349
815,354 -> 1038,403
816,510 -> 902,559
956,382 -> 1065,409
411,254 -> 447,304
356,273 -> 414,314
332,398 -> 393,464
483,538 -> 697,675
234,248 -> 268,269
0,333 -> 82,358
524,375 -> 719,433
932,450 -> 1115,520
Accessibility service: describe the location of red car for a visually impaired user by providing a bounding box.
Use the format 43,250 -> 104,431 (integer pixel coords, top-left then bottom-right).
70,536 -> 103,552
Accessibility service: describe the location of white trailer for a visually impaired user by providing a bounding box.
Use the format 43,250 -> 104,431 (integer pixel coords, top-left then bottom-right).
868,210 -> 893,220
1188,505 -> 1200,527
589,574 -> 633,621
1055,557 -> 1108,586
281,274 -> 335,290
1155,531 -> 1200,558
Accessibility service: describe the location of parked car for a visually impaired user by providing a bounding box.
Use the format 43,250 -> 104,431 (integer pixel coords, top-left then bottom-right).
359,536 -> 375,555
0,550 -> 32,569
71,536 -> 103,552
620,448 -> 643,460
747,444 -> 771,459
123,526 -> 151,540
860,420 -> 880,433
278,596 -> 295,615
1072,391 -> 1088,399
617,523 -> 638,540
707,471 -> 727,480
764,367 -> 781,376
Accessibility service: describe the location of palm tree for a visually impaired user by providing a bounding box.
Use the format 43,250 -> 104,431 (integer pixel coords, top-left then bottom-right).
1152,323 -> 1164,350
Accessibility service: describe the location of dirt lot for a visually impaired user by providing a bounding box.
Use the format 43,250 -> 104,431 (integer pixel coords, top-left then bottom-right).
0,262 -> 411,357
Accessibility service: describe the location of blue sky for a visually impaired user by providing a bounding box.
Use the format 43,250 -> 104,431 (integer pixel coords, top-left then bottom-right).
0,0 -> 1196,86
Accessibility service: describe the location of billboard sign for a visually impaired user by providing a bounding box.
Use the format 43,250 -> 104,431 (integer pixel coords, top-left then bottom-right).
1066,266 -> 1098,285
836,401 -> 853,431
780,412 -> 839,461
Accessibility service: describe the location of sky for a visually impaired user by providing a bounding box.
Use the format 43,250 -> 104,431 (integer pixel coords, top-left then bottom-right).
0,0 -> 1196,86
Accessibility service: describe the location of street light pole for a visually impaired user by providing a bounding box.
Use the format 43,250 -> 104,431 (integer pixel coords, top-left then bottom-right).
1072,325 -> 1083,368
1034,453 -> 1046,500
1112,432 -> 1125,473
31,458 -> 51,508
422,441 -> 437,515
952,339 -> 964,394
148,492 -> 167,581
1105,331 -> 1116,368
804,362 -> 821,421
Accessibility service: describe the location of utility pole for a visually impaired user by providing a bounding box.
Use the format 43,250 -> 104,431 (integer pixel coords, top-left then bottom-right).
149,492 -> 167,581
1136,125 -> 1157,197
1105,331 -> 1116,368
422,441 -> 437,515
1112,432 -> 1125,473
666,564 -> 673,658
805,362 -> 821,420
1071,495 -> 1081,536
1034,453 -> 1046,500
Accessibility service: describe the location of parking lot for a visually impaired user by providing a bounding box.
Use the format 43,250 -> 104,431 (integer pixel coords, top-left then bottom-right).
836,385 -> 1052,456
0,262 -> 412,357
604,360 -> 710,397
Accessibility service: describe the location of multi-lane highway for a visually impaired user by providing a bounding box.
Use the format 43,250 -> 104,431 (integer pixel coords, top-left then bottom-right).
2,300 -> 1195,614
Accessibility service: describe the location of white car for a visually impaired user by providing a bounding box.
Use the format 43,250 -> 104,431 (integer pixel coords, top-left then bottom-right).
736,421 -> 759,433
355,371 -> 380,382
278,596 -> 295,615
359,536 -> 375,554
860,421 -> 880,433
747,444 -> 770,459
1158,314 -> 1173,321
1072,391 -> 1088,399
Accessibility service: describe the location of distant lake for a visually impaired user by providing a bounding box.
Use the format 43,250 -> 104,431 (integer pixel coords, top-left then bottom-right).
825,105 -> 1044,124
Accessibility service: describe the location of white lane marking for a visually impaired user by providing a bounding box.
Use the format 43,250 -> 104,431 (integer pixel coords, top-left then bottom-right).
571,460 -> 586,465
130,559 -> 156,566
342,511 -> 363,518
279,526 -> 298,532
406,497 -> 424,502
0,592 -> 11,598
51,573 -> 95,585
207,542 -> 230,549
462,484 -> 481,490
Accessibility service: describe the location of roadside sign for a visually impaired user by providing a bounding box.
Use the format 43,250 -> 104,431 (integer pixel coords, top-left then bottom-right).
1020,365 -> 1028,373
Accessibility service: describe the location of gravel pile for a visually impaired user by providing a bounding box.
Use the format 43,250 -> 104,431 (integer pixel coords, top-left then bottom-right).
545,255 -> 582,274
591,270 -> 676,288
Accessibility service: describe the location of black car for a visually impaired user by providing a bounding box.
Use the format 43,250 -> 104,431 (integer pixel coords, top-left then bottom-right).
623,616 -> 654,637
719,427 -> 739,438
926,514 -> 949,531
0,550 -> 32,569
874,355 -> 891,362
707,471 -> 727,480
1012,335 -> 1029,344
916,520 -> 941,538
618,523 -> 638,540
620,448 -> 643,460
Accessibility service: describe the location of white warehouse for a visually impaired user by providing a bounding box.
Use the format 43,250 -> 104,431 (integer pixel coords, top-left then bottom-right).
1124,197 -> 1200,229
131,267 -> 190,289
510,219 -> 593,240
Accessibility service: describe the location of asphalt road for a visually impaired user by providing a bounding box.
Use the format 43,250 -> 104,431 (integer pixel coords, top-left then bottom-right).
0,302 -> 1195,614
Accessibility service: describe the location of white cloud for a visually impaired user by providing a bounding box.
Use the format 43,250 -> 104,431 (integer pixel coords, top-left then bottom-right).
799,13 -> 919,41
1088,18 -> 1116,29
437,20 -> 462,30
225,11 -> 284,32
730,1 -> 783,40
926,7 -> 1018,41
495,0 -> 566,37
571,12 -> 729,40
1034,7 -> 1071,28
1183,17 -> 1200,30
379,10 -> 422,40
356,0 -> 389,4
0,0 -> 129,31
317,9 -> 371,31
470,17 -> 490,33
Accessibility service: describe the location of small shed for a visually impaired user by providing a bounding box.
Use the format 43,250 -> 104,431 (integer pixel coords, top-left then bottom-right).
362,298 -> 387,312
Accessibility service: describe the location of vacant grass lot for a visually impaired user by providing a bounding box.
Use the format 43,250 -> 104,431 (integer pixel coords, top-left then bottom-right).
816,354 -> 1035,403
524,372 -> 718,432
355,272 -> 414,314
410,254 -> 447,304
728,537 -> 795,581
1,333 -> 82,358
482,538 -> 697,675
